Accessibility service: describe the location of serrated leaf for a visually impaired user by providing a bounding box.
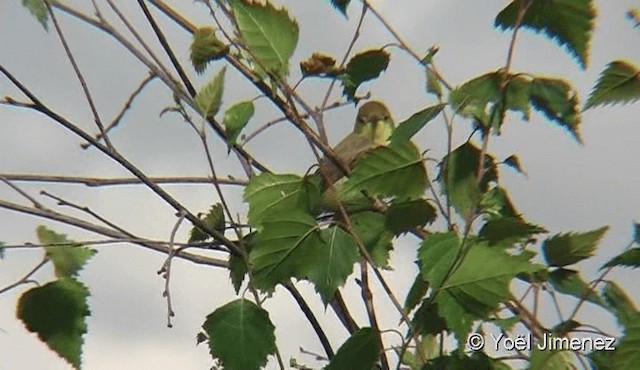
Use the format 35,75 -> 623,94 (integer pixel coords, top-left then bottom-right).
389,104 -> 444,143
495,0 -> 596,69
602,281 -> 637,327
612,313 -> 640,369
439,142 -> 497,219
602,248 -> 640,269
244,173 -> 320,226
412,300 -> 447,336
585,60 -> 640,109
479,216 -> 546,247
431,242 -> 540,343
232,0 -> 299,76
329,0 -> 352,15
308,227 -> 359,303
224,101 -> 255,147
529,348 -> 578,370
190,27 -> 229,74
480,187 -> 519,220
326,328 -> 380,370
529,77 -> 582,143
385,199 -> 437,235
22,0 -> 48,30
342,140 -> 427,199
350,212 -> 394,268
228,253 -> 247,294
195,67 -> 226,118
17,278 -> 90,369
202,299 -> 276,370
548,268 -> 605,306
418,232 -> 461,292
341,49 -> 390,101
449,72 -> 531,129
404,275 -> 430,313
542,226 -> 608,267
189,203 -> 226,243
36,226 -> 96,278
249,211 -> 326,291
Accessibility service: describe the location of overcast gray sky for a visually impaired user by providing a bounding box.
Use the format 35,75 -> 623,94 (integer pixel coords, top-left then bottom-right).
1,1 -> 639,369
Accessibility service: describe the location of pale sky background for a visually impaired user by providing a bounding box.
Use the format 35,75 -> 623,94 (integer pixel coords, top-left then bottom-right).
1,1 -> 639,369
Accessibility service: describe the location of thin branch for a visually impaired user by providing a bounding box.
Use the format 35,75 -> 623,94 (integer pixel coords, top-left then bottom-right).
0,65 -> 242,256
158,211 -> 187,327
0,174 -> 247,187
0,176 -> 44,209
283,282 -> 334,359
0,197 -> 227,267
82,72 -> 158,149
45,0 -> 114,151
0,258 -> 49,295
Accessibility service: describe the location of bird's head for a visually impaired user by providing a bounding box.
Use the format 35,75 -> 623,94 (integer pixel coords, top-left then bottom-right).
354,101 -> 394,145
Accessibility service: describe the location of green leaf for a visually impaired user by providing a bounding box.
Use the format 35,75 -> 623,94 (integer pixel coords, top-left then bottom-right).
449,72 -> 531,128
612,313 -> 640,369
602,248 -> 640,269
479,216 -> 546,247
202,299 -> 276,370
342,140 -> 427,199
17,278 -> 90,370
585,60 -> 640,109
389,104 -> 445,143
232,0 -> 299,77
404,275 -> 430,313
330,0 -> 352,15
249,211 -> 325,291
422,350 -> 503,370
190,27 -> 229,74
412,300 -> 447,336
439,142 -> 497,219
480,187 -> 519,220
350,212 -> 394,268
224,101 -> 255,147
529,77 -> 582,143
529,348 -> 578,370
588,349 -> 616,370
36,226 -> 96,278
548,268 -> 605,306
244,173 -> 320,226
326,328 -> 380,370
418,232 -> 461,292
495,0 -> 596,69
22,0 -> 48,30
228,253 -> 247,294
385,199 -> 437,234
308,226 -> 359,304
433,242 -> 540,342
542,226 -> 608,267
195,67 -> 226,118
189,203 -> 226,243
602,281 -> 637,327
341,49 -> 390,101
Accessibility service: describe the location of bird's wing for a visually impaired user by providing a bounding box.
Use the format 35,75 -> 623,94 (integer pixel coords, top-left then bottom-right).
318,133 -> 374,186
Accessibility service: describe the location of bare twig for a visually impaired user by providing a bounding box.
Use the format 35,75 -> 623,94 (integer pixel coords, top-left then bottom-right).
82,72 -> 158,149
45,1 -> 114,151
0,176 -> 44,209
0,174 -> 246,187
158,211 -> 187,327
0,258 -> 49,295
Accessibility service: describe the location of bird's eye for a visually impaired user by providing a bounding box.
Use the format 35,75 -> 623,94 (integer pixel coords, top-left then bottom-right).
382,115 -> 389,121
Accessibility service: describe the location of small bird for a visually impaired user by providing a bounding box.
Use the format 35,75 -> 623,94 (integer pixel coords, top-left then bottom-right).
318,101 -> 395,187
